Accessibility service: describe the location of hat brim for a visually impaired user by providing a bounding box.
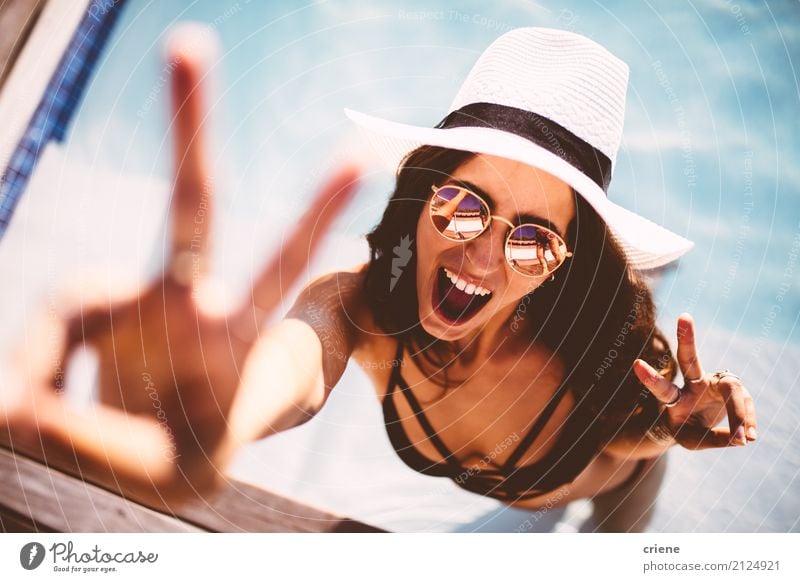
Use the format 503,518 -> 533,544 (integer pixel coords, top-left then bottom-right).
345,108 -> 693,271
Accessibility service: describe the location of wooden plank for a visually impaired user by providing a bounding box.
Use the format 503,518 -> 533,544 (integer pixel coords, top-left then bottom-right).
0,502 -> 59,532
0,446 -> 204,532
175,478 -> 383,533
0,444 -> 384,532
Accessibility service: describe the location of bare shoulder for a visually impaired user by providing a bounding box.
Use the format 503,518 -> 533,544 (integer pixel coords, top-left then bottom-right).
285,263 -> 375,390
287,263 -> 370,335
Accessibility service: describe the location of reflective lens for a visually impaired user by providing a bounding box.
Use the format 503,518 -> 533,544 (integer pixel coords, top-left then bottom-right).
429,185 -> 571,277
430,186 -> 490,240
505,224 -> 569,277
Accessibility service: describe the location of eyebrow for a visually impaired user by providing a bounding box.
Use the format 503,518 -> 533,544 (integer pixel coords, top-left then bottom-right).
454,180 -> 565,238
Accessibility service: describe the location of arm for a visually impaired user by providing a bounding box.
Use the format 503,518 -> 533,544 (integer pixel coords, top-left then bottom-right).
601,408 -> 676,461
231,268 -> 365,444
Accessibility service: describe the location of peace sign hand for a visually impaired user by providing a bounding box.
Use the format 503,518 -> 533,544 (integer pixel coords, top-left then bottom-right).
633,313 -> 758,450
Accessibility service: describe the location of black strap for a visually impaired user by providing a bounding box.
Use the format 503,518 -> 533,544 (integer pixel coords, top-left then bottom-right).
387,341 -> 473,472
502,380 -> 572,468
393,375 -> 459,465
384,341 -> 453,472
437,102 -> 612,192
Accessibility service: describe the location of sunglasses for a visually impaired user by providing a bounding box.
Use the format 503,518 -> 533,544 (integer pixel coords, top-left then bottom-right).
428,185 -> 573,277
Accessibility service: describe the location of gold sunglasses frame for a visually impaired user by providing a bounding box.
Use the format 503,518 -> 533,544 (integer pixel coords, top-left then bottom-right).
428,184 -> 573,278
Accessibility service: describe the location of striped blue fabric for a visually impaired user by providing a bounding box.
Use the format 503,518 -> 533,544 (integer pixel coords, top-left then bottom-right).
0,0 -> 128,239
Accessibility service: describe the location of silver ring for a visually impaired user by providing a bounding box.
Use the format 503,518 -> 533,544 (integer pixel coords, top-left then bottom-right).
712,369 -> 741,384
664,387 -> 682,408
684,374 -> 703,383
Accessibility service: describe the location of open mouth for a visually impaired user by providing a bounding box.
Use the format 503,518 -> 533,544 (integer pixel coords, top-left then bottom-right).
432,267 -> 493,326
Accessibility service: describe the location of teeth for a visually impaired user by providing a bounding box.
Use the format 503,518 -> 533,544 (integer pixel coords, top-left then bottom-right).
443,268 -> 492,297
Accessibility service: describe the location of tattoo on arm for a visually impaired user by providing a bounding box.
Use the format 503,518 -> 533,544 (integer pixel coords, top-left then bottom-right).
286,274 -> 360,392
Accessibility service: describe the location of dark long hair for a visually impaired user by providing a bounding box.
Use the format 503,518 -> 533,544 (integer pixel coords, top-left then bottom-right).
364,145 -> 677,449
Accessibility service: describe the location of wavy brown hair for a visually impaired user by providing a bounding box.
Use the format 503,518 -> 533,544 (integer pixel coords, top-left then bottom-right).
364,145 -> 677,449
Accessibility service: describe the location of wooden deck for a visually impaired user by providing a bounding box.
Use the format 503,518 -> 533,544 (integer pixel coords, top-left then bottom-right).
0,446 -> 383,532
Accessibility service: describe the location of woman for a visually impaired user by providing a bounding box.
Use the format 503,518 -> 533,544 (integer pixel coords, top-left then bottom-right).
2,27 -> 756,532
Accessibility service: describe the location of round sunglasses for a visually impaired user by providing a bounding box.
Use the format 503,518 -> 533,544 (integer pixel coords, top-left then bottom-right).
428,185 -> 572,277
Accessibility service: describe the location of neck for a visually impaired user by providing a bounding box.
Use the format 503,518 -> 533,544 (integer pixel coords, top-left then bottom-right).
450,301 -> 521,364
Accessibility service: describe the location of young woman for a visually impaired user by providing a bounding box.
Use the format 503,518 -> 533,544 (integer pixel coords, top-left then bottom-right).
2,27 -> 757,532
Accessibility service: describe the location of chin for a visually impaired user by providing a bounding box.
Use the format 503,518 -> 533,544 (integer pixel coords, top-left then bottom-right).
418,310 -> 477,340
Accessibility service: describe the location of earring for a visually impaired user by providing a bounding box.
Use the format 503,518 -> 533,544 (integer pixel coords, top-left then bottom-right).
549,274 -> 555,282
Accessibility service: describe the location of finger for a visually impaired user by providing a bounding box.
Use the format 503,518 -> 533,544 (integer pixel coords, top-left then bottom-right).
633,358 -> 681,406
57,272 -> 140,352
14,310 -> 66,393
166,24 -> 219,285
549,237 -> 562,263
676,312 -> 704,382
744,388 -> 757,441
676,425 -> 737,450
552,246 -> 562,264
437,188 -> 468,219
238,165 -> 360,330
4,318 -> 63,439
63,307 -> 112,357
49,305 -> 110,398
537,244 -> 549,274
718,378 -> 749,446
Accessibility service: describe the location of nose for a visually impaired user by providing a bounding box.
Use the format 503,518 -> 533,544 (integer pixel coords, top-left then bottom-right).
463,220 -> 506,273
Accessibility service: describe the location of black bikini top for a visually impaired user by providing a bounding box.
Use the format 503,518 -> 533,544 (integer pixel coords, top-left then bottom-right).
382,340 -> 605,502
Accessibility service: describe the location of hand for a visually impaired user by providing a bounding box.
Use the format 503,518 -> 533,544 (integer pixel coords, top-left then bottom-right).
3,26 -> 360,482
633,313 -> 757,450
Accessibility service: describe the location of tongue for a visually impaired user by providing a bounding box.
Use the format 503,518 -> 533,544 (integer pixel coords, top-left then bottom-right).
443,283 -> 473,311
439,269 -> 488,321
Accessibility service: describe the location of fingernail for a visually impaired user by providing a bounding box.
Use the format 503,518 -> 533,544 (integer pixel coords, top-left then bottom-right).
747,427 -> 758,440
734,426 -> 747,446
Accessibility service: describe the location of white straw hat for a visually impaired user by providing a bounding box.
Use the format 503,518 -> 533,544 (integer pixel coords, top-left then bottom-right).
345,27 -> 693,270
